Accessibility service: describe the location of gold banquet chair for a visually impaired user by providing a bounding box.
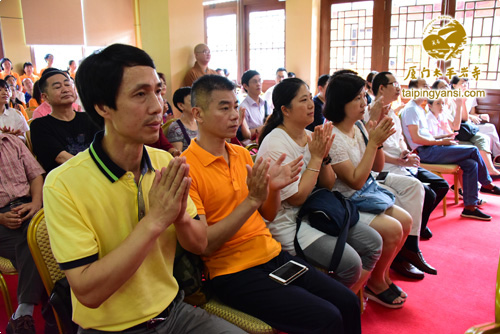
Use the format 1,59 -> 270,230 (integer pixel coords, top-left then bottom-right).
0,257 -> 17,318
465,253 -> 500,334
27,209 -> 67,334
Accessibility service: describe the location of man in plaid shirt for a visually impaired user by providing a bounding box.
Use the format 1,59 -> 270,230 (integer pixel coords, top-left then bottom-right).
0,133 -> 55,334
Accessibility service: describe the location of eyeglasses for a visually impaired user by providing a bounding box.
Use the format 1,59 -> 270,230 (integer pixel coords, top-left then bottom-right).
196,50 -> 211,55
386,82 -> 400,88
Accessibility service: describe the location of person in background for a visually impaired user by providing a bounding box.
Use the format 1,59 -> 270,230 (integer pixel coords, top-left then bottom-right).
38,54 -> 54,76
23,78 -> 34,105
182,44 -> 218,87
287,72 -> 296,78
365,71 -> 378,104
0,58 -> 22,90
157,72 -> 174,122
29,80 -> 42,109
239,70 -> 267,140
68,60 -> 77,79
168,87 -> 198,152
0,79 -> 29,140
30,70 -> 99,173
19,62 -> 39,92
263,67 -> 287,111
306,74 -> 329,131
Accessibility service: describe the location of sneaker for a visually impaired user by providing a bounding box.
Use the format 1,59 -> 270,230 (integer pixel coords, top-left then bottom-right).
6,315 -> 35,334
461,208 -> 492,221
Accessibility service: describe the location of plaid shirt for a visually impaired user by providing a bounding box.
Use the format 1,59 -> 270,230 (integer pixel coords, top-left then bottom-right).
0,134 -> 45,208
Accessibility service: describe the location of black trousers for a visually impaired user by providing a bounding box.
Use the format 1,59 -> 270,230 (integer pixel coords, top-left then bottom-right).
410,167 -> 450,230
211,251 -> 361,334
0,200 -> 45,306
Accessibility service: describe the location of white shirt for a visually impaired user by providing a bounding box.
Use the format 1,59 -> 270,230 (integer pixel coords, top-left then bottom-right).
257,128 -> 324,254
0,107 -> 29,141
239,94 -> 268,129
400,100 -> 435,150
262,84 -> 275,112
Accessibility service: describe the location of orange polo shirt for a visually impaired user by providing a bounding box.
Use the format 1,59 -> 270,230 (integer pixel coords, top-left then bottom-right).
182,139 -> 281,279
0,71 -> 22,88
19,74 -> 40,85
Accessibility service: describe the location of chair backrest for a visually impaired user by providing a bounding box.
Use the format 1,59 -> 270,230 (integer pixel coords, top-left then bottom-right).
162,118 -> 179,137
27,209 -> 68,333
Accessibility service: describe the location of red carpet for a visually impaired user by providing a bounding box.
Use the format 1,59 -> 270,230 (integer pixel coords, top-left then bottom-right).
0,176 -> 499,333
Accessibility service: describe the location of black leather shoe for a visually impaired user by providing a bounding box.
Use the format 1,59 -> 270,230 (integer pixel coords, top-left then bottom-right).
420,227 -> 433,240
400,248 -> 437,275
390,260 -> 425,280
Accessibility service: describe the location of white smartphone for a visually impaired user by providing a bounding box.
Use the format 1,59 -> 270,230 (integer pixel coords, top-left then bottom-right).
269,260 -> 309,285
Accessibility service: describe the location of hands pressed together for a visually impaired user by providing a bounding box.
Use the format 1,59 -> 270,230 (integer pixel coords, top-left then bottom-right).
367,116 -> 396,147
308,122 -> 335,161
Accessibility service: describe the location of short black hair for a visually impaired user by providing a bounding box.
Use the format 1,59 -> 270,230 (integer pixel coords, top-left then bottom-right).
75,44 -> 156,128
276,67 -> 287,74
39,68 -> 68,93
323,74 -> 365,124
372,71 -> 392,96
0,79 -> 9,90
317,74 -> 330,88
23,62 -> 33,71
0,58 -> 11,70
191,75 -> 235,111
408,79 -> 419,89
366,71 -> 378,85
431,79 -> 448,89
44,54 -> 53,61
4,75 -> 15,84
173,87 -> 192,112
450,75 -> 468,89
332,69 -> 358,77
241,70 -> 259,92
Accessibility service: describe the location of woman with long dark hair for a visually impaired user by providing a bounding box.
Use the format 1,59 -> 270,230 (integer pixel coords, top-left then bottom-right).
324,73 -> 412,308
257,78 -> 383,295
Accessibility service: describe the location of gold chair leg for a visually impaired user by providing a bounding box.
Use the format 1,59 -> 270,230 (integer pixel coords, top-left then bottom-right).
454,173 -> 460,204
358,289 -> 365,314
0,273 -> 14,318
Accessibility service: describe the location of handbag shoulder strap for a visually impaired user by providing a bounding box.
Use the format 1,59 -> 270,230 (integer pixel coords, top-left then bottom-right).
355,121 -> 369,146
294,188 -> 351,273
176,119 -> 192,146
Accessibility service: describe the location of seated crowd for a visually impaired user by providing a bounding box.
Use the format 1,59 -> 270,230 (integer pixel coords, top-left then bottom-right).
1,43 -> 499,334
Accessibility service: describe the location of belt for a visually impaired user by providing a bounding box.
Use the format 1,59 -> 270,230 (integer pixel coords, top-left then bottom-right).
124,292 -> 182,331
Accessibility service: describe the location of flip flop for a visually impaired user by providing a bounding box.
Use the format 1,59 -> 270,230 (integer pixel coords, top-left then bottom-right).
365,286 -> 405,309
389,283 -> 407,299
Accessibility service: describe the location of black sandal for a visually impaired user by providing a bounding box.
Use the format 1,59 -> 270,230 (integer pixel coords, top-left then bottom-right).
365,286 -> 405,309
389,283 -> 407,299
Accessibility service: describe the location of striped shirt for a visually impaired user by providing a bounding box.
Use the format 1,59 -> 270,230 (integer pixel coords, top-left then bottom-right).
0,134 -> 44,207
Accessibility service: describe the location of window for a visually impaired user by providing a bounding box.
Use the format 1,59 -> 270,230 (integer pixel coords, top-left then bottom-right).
388,0 -> 442,82
204,0 -> 285,84
329,1 -> 373,79
453,0 -> 500,89
207,14 -> 238,81
248,9 -> 285,80
32,45 -> 85,73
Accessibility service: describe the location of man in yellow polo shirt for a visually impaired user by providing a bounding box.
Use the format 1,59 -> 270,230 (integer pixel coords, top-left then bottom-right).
43,44 -> 244,333
182,74 -> 361,334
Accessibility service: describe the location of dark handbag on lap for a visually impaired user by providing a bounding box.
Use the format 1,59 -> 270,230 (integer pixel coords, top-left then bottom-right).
294,188 -> 359,273
456,121 -> 479,141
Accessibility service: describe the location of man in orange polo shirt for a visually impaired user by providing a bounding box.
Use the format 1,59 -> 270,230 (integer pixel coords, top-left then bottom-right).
182,74 -> 361,334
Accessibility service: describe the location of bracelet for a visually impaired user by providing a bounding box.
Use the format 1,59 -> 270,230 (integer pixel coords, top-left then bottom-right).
306,167 -> 320,173
377,145 -> 384,150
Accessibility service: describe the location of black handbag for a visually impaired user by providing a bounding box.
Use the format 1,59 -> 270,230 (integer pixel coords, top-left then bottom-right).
456,121 -> 479,141
48,277 -> 78,334
294,188 -> 359,273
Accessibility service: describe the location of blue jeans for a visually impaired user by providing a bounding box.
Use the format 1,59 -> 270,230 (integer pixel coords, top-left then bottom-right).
417,145 -> 492,206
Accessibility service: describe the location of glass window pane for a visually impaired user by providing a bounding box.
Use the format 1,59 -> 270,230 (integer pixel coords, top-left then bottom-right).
329,1 -> 373,79
206,14 -> 237,81
248,9 -> 285,80
32,45 -> 84,73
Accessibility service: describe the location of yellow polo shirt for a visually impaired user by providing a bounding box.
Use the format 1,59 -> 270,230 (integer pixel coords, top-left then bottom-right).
182,139 -> 281,279
44,131 -> 198,331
